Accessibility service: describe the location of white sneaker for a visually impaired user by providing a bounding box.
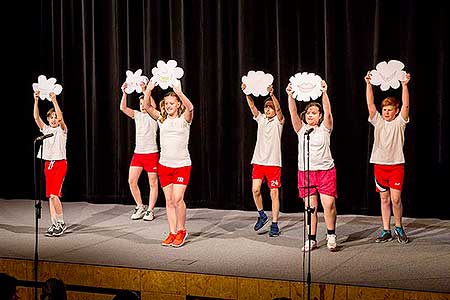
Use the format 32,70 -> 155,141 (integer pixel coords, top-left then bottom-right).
302,239 -> 318,252
131,206 -> 147,220
327,234 -> 337,251
143,208 -> 155,221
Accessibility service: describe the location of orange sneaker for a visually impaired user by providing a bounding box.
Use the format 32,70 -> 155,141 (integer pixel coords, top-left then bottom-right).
161,232 -> 177,246
172,229 -> 188,248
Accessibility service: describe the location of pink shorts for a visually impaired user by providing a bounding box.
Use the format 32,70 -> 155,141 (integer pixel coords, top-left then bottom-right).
158,164 -> 191,188
297,167 -> 337,198
252,164 -> 282,188
130,153 -> 159,173
374,164 -> 404,192
44,160 -> 67,198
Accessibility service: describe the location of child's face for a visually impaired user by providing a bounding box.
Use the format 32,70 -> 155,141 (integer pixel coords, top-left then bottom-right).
382,105 -> 399,121
305,106 -> 321,126
47,112 -> 59,128
164,95 -> 180,116
139,99 -> 146,112
264,103 -> 276,119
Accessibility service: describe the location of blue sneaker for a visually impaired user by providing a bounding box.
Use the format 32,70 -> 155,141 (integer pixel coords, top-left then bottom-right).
253,213 -> 268,232
375,230 -> 393,243
269,223 -> 280,237
394,226 -> 409,244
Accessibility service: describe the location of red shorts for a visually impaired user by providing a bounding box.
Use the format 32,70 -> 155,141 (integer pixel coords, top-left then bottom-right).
158,164 -> 191,188
252,164 -> 281,188
44,160 -> 67,198
130,153 -> 159,173
297,167 -> 337,198
374,164 -> 404,192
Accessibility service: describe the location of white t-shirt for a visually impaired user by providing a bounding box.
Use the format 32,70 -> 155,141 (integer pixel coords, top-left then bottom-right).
251,112 -> 283,167
37,124 -> 67,161
297,123 -> 334,171
133,110 -> 158,154
158,116 -> 191,168
369,112 -> 409,164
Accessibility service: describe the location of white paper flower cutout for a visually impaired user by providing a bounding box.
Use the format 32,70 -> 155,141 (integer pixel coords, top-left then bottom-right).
370,60 -> 407,91
289,72 -> 323,102
124,69 -> 149,94
241,71 -> 274,97
32,75 -> 63,101
150,60 -> 184,90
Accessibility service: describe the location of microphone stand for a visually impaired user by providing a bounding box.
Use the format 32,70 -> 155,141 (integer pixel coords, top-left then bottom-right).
33,138 -> 44,300
302,129 -> 314,300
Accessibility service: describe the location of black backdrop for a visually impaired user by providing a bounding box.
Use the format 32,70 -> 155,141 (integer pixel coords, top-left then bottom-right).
3,0 -> 449,219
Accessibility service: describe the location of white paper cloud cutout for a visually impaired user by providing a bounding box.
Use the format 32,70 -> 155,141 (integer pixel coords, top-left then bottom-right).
289,72 -> 323,102
124,69 -> 149,94
150,60 -> 184,90
32,75 -> 63,101
241,71 -> 274,97
370,60 -> 407,91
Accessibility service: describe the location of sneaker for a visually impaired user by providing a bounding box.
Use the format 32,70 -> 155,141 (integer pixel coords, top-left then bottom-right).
172,230 -> 188,248
143,208 -> 155,221
326,234 -> 337,251
131,205 -> 147,220
394,226 -> 409,244
253,213 -> 269,232
45,224 -> 56,237
375,230 -> 393,243
268,223 -> 280,237
302,239 -> 318,252
161,232 -> 177,246
52,222 -> 67,237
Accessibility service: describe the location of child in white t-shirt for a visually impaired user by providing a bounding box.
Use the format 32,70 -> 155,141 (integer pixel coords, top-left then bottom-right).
120,82 -> 159,221
33,91 -> 68,237
242,83 -> 284,237
365,71 -> 411,244
143,81 -> 194,248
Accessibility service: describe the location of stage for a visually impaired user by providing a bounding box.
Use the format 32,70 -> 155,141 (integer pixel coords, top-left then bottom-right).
1,198 -> 450,299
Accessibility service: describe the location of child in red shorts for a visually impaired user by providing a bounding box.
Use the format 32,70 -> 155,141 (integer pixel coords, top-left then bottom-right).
365,71 -> 411,244
33,91 -> 68,237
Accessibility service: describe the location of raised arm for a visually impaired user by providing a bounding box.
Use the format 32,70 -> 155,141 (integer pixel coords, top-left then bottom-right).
400,73 -> 410,121
33,91 -> 45,130
365,71 -> 377,119
119,83 -> 135,118
269,85 -> 284,123
321,81 -> 333,130
49,92 -> 67,132
142,81 -> 161,120
286,83 -> 302,133
241,83 -> 259,118
173,83 -> 194,123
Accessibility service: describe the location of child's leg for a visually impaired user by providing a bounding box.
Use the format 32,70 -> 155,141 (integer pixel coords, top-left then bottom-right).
49,195 -> 64,224
320,194 -> 336,231
147,172 -> 158,209
269,188 -> 279,223
162,184 -> 177,234
129,166 -> 144,206
304,194 -> 319,236
173,184 -> 188,231
379,191 -> 391,230
390,189 -> 403,227
252,179 -> 263,210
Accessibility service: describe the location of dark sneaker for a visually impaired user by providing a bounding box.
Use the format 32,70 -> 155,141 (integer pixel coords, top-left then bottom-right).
394,227 -> 409,244
52,222 -> 67,237
253,214 -> 269,232
375,230 -> 393,243
269,223 -> 280,237
45,224 -> 56,237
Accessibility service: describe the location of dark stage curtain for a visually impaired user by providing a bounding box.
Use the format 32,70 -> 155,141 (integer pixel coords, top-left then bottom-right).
3,0 -> 449,219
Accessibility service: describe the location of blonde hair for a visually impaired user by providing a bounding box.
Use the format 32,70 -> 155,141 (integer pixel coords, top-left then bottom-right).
381,96 -> 400,109
158,92 -> 186,123
46,108 -> 56,118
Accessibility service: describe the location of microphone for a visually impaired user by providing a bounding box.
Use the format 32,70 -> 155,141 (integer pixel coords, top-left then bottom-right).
35,133 -> 54,142
304,128 -> 314,135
